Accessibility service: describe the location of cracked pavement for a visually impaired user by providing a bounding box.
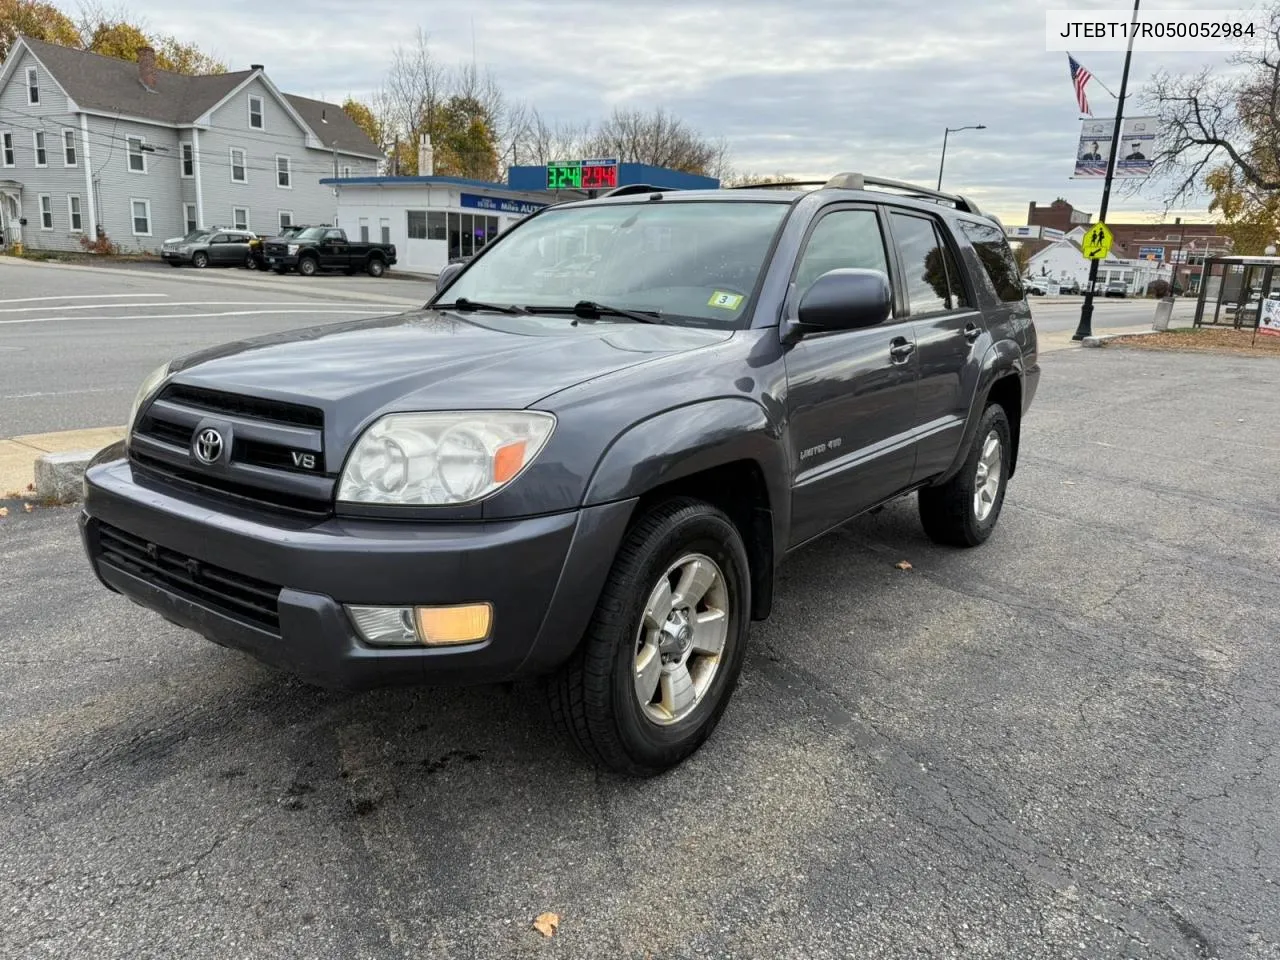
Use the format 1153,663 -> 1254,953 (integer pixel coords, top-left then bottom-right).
2,347 -> 1278,959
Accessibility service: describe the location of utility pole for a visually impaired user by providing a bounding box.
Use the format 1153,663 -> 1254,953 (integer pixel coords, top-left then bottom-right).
1073,0 -> 1141,341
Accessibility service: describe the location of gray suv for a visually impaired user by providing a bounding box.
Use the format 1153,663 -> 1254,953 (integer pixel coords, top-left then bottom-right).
82,173 -> 1039,775
162,229 -> 256,268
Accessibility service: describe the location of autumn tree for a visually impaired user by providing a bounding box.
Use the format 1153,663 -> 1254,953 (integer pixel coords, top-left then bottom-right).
0,0 -> 78,61
343,97 -> 385,151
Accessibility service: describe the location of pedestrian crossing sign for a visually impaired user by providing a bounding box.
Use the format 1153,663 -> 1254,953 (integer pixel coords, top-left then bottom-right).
1081,222 -> 1113,260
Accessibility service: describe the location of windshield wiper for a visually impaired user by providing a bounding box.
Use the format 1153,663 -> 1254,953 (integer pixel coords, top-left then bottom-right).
526,301 -> 661,325
431,297 -> 528,315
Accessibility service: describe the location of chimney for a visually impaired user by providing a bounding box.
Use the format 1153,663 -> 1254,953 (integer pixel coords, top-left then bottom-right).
137,46 -> 156,90
250,64 -> 264,71
418,133 -> 434,176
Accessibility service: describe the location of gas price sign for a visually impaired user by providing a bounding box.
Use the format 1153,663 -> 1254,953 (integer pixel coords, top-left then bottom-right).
546,158 -> 619,190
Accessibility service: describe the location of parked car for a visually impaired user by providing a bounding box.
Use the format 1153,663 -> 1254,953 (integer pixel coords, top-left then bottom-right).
80,172 -> 1039,775
1059,279 -> 1081,295
1104,280 -> 1128,297
262,226 -> 396,277
1023,277 -> 1049,296
161,229 -> 257,269
246,225 -> 314,271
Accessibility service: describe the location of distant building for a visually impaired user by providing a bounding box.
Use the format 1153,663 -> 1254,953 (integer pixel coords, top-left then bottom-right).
0,36 -> 382,253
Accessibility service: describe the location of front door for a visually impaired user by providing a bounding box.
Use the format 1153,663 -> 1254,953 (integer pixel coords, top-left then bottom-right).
783,205 -> 920,547
321,229 -> 348,269
885,210 -> 985,481
207,233 -> 232,264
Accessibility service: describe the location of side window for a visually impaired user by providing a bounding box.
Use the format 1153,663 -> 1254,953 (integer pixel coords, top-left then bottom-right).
325,229 -> 344,241
794,209 -> 891,305
956,219 -> 1024,302
890,213 -> 969,315
210,234 -> 228,244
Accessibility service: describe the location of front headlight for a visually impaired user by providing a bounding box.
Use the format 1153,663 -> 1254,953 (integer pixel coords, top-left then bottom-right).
177,245 -> 190,253
338,411 -> 556,506
127,362 -> 172,432
287,244 -> 299,255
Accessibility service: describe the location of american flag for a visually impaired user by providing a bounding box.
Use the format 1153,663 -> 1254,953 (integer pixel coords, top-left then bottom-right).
1068,55 -> 1094,116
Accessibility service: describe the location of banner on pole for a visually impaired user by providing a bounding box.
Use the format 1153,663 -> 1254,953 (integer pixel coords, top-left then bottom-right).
1072,116 -> 1158,178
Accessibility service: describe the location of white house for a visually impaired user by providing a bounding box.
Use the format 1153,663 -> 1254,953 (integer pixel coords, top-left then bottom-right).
0,36 -> 382,253
1024,226 -> 1168,293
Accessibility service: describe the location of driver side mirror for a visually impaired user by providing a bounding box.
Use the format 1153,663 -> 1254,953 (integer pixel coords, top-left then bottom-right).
435,260 -> 465,294
795,268 -> 892,334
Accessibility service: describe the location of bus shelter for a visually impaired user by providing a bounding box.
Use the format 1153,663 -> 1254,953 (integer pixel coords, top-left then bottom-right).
1192,255 -> 1280,329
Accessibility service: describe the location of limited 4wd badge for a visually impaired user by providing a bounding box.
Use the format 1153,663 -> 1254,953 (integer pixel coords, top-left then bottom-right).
708,291 -> 744,310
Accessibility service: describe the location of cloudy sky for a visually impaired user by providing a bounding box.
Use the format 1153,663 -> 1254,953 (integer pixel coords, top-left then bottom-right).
79,0 -> 1249,223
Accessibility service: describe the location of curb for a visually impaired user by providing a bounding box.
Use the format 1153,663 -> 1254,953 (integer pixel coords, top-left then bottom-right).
1081,330 -> 1158,348
34,450 -> 97,503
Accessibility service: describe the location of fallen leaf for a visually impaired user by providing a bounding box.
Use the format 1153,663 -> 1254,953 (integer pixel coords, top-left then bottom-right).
895,560 -> 912,571
1062,480 -> 1076,486
0,507 -> 8,518
532,912 -> 560,938
25,483 -> 34,491
23,503 -> 34,513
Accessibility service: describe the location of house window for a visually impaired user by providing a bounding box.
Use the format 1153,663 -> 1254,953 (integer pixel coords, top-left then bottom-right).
181,143 -> 193,177
63,130 -> 76,166
127,136 -> 146,173
27,67 -> 39,104
34,131 -> 47,167
184,203 -> 197,233
131,199 -> 151,236
380,218 -> 390,244
38,194 -> 53,230
342,165 -> 351,178
276,155 -> 291,188
230,148 -> 246,183
248,95 -> 264,130
1,132 -> 12,167
359,217 -> 369,242
232,207 -> 249,230
68,195 -> 83,232
278,210 -> 293,230
406,210 -> 426,239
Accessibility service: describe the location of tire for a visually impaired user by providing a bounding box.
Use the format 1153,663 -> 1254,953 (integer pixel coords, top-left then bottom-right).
298,256 -> 318,277
548,497 -> 751,776
366,258 -> 386,278
191,251 -> 209,269
918,403 -> 1012,548
244,255 -> 258,270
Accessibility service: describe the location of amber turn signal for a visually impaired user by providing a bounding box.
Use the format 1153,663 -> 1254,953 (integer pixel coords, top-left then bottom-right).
414,603 -> 493,645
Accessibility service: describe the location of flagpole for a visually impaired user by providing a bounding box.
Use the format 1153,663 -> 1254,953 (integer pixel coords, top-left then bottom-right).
1072,0 -> 1141,342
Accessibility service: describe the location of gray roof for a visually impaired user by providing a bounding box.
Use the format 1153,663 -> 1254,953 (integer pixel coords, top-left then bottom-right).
17,36 -> 380,157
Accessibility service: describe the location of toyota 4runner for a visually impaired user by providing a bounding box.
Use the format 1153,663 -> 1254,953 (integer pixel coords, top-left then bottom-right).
80,173 -> 1038,776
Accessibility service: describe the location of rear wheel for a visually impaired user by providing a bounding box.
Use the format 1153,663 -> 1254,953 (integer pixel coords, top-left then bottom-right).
366,257 -> 386,278
191,251 -> 209,269
918,403 -> 1011,547
244,254 -> 258,270
548,498 -> 750,776
298,256 -> 318,277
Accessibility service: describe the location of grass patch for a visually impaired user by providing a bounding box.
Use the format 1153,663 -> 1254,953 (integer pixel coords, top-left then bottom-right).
1113,326 -> 1280,357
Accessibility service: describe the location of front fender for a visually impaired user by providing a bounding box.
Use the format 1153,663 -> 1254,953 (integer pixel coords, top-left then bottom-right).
583,396 -> 790,563
938,339 -> 1024,484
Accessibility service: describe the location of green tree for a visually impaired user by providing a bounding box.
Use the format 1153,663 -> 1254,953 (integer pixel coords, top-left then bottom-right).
0,0 -> 79,62
342,97 -> 384,151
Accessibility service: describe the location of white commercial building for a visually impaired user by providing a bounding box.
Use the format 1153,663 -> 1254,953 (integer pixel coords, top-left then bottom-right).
323,174 -> 552,276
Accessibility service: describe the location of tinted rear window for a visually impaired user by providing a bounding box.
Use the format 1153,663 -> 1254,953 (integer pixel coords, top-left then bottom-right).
957,219 -> 1024,302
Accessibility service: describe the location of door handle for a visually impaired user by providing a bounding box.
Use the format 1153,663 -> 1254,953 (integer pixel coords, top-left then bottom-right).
889,338 -> 916,361
963,322 -> 982,342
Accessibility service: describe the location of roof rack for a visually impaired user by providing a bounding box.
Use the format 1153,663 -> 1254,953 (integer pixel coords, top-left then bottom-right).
823,173 -> 981,214
726,180 -> 827,190
599,183 -> 677,198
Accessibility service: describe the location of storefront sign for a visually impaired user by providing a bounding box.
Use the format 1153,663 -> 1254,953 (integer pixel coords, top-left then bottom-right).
459,193 -> 548,216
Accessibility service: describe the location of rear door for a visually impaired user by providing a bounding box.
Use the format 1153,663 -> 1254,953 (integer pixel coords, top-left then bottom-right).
884,210 -> 986,481
783,204 -> 920,547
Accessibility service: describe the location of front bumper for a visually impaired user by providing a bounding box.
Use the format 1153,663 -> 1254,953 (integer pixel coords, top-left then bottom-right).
80,458 -> 635,690
263,253 -> 299,268
161,250 -> 193,263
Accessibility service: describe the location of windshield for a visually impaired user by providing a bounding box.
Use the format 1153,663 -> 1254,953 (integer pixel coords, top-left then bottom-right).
437,200 -> 790,328
182,231 -> 209,242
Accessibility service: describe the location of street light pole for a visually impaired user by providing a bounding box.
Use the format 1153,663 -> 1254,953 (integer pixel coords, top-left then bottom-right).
1073,0 -> 1141,341
937,124 -> 986,191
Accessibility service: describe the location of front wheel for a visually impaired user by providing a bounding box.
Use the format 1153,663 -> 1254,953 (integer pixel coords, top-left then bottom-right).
548,498 -> 751,776
191,251 -> 209,269
298,256 -> 318,277
918,403 -> 1012,547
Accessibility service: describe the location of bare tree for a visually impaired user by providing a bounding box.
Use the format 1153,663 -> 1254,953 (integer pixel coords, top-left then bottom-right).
1145,6 -> 1280,203
584,107 -> 724,175
511,108 -> 592,166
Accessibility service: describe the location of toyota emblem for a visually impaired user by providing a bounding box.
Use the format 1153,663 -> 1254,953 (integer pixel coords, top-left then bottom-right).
194,427 -> 224,465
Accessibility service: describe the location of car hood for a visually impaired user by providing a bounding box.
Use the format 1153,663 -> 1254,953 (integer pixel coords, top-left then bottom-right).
167,308 -> 732,438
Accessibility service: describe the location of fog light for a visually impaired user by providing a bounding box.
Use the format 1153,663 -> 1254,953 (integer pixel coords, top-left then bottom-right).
415,603 -> 492,646
346,603 -> 492,647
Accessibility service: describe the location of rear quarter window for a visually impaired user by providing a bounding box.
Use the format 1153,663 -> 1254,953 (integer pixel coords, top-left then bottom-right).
956,219 -> 1024,302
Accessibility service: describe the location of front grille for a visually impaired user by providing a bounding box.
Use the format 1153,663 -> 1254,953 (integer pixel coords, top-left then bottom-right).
95,521 -> 281,632
131,384 -> 331,515
160,384 -> 322,428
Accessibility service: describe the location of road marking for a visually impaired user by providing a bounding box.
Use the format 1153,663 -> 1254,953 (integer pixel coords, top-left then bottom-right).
0,308 -> 398,326
0,293 -> 168,304
0,301 -> 406,313
1,387 -> 119,400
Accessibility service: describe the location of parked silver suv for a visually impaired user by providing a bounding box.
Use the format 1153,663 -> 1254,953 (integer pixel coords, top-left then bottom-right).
162,229 -> 257,269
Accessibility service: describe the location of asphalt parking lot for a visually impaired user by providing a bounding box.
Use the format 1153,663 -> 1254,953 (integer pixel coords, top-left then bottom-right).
3,323 -> 1278,959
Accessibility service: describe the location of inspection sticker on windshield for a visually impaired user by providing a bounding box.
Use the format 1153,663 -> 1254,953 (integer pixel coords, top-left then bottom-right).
708,291 -> 744,310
